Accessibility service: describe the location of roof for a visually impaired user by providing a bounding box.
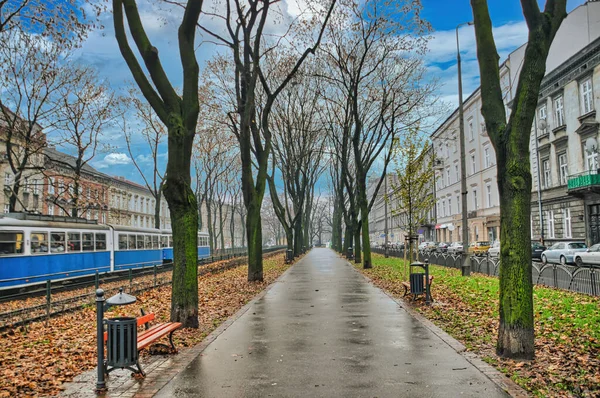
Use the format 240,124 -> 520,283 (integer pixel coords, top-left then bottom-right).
44,147 -> 112,179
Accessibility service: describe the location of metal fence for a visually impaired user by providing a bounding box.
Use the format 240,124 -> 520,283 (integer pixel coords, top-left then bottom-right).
371,247 -> 600,296
0,246 -> 286,330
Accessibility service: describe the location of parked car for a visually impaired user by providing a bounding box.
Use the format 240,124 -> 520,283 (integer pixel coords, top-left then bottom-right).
437,242 -> 449,253
418,241 -> 428,251
488,241 -> 500,257
531,242 -> 547,261
541,241 -> 588,265
574,243 -> 600,266
447,242 -> 463,254
468,241 -> 491,256
425,241 -> 438,252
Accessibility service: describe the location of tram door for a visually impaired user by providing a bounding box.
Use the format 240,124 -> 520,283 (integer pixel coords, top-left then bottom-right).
589,204 -> 600,245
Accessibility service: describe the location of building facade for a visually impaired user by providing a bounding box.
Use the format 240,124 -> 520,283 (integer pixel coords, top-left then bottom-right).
431,1 -> 600,245
531,37 -> 600,246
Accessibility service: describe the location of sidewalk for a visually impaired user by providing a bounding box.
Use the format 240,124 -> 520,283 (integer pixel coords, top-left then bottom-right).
62,248 -> 517,397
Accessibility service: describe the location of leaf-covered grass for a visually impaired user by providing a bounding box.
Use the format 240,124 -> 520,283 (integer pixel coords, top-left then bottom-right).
0,251 -> 293,397
356,253 -> 600,397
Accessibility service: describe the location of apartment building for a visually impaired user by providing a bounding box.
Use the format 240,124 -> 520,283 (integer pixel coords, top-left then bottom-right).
431,1 -> 600,245
531,37 -> 600,245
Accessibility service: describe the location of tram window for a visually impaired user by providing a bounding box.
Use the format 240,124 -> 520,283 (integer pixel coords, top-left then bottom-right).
168,236 -> 173,247
82,233 -> 94,252
0,231 -> 24,256
51,232 -> 66,253
119,234 -> 128,250
68,232 -> 81,252
136,235 -> 144,249
128,235 -> 136,250
96,233 -> 107,250
31,232 -> 49,254
160,236 -> 168,248
144,235 -> 152,249
152,235 -> 159,249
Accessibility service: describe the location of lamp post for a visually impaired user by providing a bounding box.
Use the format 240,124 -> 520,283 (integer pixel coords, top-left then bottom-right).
534,117 -> 546,244
384,173 -> 389,258
457,21 -> 473,276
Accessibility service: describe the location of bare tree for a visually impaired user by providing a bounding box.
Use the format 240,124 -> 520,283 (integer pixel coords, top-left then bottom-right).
0,31 -> 80,212
470,0 -> 567,359
113,0 -> 203,327
48,67 -> 119,218
320,0 -> 435,268
123,92 -> 167,229
201,0 -> 337,281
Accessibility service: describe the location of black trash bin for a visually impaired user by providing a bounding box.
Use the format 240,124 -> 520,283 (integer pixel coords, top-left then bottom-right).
106,317 -> 138,372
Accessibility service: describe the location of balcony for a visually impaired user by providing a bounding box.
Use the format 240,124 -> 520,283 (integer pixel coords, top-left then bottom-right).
567,170 -> 600,196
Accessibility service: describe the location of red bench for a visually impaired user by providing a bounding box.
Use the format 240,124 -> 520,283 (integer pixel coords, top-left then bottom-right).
401,275 -> 434,301
103,310 -> 181,376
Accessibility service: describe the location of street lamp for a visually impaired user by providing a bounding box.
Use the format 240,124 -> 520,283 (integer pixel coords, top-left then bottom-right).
457,21 -> 473,276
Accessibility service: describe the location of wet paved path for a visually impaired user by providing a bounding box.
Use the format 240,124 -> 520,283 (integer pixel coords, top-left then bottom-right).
156,248 -> 508,398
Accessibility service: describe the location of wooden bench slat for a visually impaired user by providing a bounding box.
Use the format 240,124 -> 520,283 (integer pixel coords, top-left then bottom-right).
102,313 -> 181,351
137,323 -> 181,350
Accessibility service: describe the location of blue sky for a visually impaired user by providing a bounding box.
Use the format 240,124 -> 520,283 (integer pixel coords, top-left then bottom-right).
71,0 -> 587,186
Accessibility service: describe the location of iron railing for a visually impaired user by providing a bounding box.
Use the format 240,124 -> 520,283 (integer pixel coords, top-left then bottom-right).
370,247 -> 600,296
0,246 -> 286,330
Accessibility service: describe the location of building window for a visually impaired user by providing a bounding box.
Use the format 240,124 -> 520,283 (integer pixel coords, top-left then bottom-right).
48,177 -> 55,194
86,187 -> 91,199
48,205 -> 54,216
486,183 -> 492,208
586,149 -> 598,172
471,155 -> 476,175
554,96 -> 564,127
446,168 -> 450,186
473,189 -> 478,209
3,204 -> 9,213
468,119 -> 474,141
538,105 -> 547,133
102,213 -> 106,224
456,195 -> 460,214
484,147 -> 491,168
59,207 -> 64,216
448,198 -> 452,215
474,225 -> 479,241
545,210 -> 555,238
563,208 -> 572,238
442,201 -> 446,217
580,78 -> 594,115
558,153 -> 568,186
542,159 -> 551,189
454,164 -> 459,183
4,172 -> 12,186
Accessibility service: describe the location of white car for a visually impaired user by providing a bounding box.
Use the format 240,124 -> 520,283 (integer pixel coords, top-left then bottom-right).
447,242 -> 463,254
574,243 -> 600,266
488,241 -> 500,257
418,242 -> 428,251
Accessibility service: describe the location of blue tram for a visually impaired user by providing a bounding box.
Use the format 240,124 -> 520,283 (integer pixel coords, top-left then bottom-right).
0,215 -> 210,289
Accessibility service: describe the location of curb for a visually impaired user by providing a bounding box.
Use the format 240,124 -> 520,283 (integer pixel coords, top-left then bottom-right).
345,256 -> 529,398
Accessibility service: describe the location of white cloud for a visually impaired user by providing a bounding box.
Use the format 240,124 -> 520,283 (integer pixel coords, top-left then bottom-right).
93,153 -> 132,169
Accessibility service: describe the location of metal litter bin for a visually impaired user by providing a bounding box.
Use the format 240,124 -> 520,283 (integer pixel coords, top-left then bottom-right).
106,317 -> 137,370
409,273 -> 425,295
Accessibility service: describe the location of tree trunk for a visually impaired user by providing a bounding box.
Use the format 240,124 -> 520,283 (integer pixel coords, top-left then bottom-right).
354,222 -> 361,264
294,219 -> 303,256
206,200 -> 214,253
246,198 -> 263,281
163,126 -> 199,329
497,156 -> 534,358
154,195 -> 161,229
219,202 -> 225,251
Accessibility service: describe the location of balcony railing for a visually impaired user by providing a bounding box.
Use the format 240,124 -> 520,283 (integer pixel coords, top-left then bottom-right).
567,169 -> 600,193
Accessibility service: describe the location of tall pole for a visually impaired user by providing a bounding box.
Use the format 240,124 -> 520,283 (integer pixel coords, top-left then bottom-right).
384,173 -> 389,258
534,117 -> 545,245
457,22 -> 472,276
